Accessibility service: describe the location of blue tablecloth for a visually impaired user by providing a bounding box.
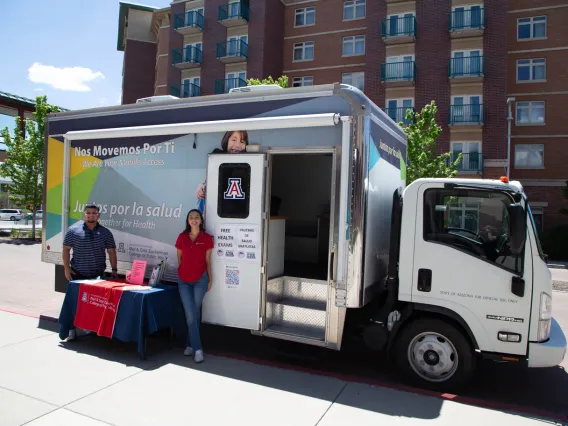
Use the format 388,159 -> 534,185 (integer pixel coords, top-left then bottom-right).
58,281 -> 186,357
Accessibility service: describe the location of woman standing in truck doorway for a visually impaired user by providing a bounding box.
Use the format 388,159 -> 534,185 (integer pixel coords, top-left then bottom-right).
195,130 -> 249,213
175,208 -> 214,363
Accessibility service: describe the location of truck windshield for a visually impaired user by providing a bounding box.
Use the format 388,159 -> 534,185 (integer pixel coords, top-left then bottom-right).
527,204 -> 546,260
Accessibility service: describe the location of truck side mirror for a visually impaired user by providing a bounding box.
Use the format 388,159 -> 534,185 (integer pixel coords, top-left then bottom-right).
508,204 -> 527,254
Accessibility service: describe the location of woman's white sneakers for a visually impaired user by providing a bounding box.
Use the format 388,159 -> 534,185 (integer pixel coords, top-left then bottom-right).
184,347 -> 204,363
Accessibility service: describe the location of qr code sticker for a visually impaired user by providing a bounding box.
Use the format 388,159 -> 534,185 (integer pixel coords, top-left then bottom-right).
225,267 -> 240,287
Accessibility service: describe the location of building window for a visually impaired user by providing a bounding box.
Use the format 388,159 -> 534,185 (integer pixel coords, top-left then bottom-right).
292,76 -> 313,87
181,77 -> 200,97
450,141 -> 482,172
516,101 -> 545,125
344,0 -> 366,21
342,72 -> 365,91
450,50 -> 483,76
385,98 -> 413,124
342,36 -> 365,56
514,144 -> 544,169
295,7 -> 315,26
385,13 -> 416,36
517,59 -> 546,82
293,41 -> 314,61
517,16 -> 546,40
450,5 -> 484,30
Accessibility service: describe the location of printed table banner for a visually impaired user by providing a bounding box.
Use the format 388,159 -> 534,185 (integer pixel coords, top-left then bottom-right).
74,280 -> 132,338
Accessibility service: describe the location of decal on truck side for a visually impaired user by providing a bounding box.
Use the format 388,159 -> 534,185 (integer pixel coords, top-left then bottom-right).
486,315 -> 524,323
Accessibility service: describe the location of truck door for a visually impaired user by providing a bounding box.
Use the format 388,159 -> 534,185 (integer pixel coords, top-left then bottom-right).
201,153 -> 266,330
412,183 -> 533,356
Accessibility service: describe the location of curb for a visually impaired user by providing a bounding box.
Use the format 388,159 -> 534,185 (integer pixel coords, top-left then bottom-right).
549,264 -> 568,270
0,306 -> 58,323
1,307 -> 566,423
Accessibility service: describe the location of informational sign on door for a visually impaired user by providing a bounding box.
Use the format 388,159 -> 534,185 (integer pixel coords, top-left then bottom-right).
214,224 -> 261,264
236,225 -> 261,264
214,225 -> 237,261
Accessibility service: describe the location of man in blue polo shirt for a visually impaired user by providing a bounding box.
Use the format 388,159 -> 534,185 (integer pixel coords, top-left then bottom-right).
63,203 -> 118,281
62,203 -> 118,340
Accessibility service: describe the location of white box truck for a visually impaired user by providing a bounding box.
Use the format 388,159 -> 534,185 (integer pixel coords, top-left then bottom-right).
42,83 -> 566,389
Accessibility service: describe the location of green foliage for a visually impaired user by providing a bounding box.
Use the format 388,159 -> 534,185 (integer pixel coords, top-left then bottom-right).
401,101 -> 462,185
246,75 -> 289,88
0,95 -> 60,238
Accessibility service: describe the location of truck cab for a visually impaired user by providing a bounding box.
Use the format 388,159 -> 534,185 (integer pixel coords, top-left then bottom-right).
391,177 -> 567,388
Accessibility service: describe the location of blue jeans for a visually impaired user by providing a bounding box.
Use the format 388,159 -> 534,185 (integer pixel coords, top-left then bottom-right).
178,272 -> 208,351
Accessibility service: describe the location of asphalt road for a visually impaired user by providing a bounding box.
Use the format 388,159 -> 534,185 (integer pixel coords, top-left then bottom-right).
1,241 -> 567,421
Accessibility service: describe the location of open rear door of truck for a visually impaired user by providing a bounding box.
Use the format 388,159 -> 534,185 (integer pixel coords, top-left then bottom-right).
201,153 -> 266,330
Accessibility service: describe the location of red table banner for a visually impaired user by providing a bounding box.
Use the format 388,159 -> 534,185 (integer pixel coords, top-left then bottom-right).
74,280 -> 131,338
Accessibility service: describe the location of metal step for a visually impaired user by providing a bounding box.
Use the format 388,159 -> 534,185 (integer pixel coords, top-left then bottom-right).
266,300 -> 326,335
264,325 -> 325,342
267,276 -> 328,304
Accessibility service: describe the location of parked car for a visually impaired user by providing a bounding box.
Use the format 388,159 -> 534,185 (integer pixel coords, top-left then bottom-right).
0,209 -> 24,221
23,210 -> 42,220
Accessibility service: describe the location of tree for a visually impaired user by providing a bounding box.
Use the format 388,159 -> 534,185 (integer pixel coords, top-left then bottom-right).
0,95 -> 60,239
401,101 -> 462,185
246,75 -> 289,88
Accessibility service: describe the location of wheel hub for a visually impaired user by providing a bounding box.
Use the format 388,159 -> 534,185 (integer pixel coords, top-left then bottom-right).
408,332 -> 459,383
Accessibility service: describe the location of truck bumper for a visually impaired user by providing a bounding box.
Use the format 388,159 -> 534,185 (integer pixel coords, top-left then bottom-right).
528,318 -> 567,368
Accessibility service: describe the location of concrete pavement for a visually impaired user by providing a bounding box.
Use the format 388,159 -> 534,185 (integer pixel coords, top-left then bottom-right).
0,310 -> 562,426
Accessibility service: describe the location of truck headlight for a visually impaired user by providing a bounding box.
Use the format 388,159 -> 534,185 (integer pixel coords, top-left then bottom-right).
538,292 -> 552,342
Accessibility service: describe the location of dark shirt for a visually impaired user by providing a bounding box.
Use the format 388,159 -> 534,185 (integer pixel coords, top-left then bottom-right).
63,222 -> 116,277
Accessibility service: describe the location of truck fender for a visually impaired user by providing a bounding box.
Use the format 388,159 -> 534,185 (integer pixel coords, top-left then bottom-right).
386,303 -> 480,358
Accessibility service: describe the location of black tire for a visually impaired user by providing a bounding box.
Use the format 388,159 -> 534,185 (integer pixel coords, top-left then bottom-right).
394,318 -> 476,391
10,216 -> 15,221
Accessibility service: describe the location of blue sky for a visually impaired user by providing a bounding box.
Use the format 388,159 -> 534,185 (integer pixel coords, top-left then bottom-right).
0,0 -> 171,113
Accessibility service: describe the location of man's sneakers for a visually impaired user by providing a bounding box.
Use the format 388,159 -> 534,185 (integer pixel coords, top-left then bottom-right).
184,346 -> 194,356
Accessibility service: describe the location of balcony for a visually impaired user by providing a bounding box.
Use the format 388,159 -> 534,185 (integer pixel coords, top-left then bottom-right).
384,106 -> 416,126
449,8 -> 485,38
218,2 -> 250,27
381,61 -> 416,86
172,46 -> 202,69
448,104 -> 484,127
215,78 -> 247,94
170,82 -> 200,98
381,16 -> 416,44
173,10 -> 204,35
216,39 -> 248,63
449,56 -> 485,82
447,152 -> 484,174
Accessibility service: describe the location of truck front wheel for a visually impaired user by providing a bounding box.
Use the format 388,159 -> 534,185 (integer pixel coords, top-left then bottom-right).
394,318 -> 475,390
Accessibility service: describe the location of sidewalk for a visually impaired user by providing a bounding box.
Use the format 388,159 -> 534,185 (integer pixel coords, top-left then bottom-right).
0,310 -> 561,426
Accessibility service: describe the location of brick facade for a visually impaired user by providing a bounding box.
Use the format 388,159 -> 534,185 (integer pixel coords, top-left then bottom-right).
122,40 -> 157,104
364,0 -> 385,108
248,0 -> 285,80
201,0 -> 228,95
415,0 -> 452,154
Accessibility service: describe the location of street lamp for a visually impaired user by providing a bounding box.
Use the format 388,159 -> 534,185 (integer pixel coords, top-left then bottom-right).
506,97 -> 515,179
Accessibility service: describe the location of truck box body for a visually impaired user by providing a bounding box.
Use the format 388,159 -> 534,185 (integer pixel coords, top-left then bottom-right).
43,84 -> 407,349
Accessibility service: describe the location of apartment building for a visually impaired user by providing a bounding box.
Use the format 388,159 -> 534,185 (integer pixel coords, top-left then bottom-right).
117,0 -> 567,233
507,1 -> 568,234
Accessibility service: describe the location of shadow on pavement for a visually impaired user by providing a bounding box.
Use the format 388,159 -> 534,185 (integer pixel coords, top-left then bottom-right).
0,238 -> 42,245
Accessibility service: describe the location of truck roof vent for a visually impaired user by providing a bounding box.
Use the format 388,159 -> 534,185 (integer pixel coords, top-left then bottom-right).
136,95 -> 179,103
228,84 -> 284,94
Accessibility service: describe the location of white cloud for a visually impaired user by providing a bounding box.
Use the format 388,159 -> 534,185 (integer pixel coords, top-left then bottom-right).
28,63 -> 105,92
34,88 -> 44,92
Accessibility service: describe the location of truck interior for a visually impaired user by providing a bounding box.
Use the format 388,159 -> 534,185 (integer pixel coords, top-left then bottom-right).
263,152 -> 334,342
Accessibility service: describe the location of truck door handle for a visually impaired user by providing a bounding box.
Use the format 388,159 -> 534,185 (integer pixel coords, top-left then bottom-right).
417,269 -> 432,292
511,276 -> 525,298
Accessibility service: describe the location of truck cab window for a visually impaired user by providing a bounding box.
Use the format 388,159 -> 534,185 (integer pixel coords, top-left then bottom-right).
217,163 -> 251,219
423,189 -> 524,274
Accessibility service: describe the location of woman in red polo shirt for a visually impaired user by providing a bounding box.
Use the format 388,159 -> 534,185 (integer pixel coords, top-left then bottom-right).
175,209 -> 214,363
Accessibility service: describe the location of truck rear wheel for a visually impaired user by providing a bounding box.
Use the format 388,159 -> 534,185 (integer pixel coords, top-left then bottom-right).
394,318 -> 475,390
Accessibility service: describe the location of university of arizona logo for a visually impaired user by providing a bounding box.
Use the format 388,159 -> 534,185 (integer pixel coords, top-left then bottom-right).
224,178 -> 245,199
